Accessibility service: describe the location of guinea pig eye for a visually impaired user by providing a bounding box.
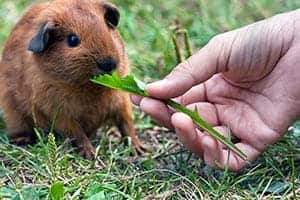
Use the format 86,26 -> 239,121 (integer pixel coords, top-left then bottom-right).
67,34 -> 80,47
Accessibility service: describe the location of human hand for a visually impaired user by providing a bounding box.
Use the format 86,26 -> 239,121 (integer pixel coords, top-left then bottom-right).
132,10 -> 300,171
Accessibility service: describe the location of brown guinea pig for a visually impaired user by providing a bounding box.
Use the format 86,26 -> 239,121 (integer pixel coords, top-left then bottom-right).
0,0 -> 144,159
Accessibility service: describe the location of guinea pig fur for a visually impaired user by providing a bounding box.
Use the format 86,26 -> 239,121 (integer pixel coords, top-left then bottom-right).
0,0 -> 144,159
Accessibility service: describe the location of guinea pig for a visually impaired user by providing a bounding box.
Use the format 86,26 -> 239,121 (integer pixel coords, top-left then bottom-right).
0,0 -> 145,159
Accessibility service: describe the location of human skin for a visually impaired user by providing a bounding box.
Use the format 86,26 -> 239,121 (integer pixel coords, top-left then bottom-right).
132,9 -> 300,171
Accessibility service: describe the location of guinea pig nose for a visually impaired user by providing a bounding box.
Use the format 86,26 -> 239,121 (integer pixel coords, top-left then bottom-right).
96,58 -> 117,73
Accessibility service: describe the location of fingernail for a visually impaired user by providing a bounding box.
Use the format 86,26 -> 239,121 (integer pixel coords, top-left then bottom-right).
146,79 -> 169,90
130,95 -> 142,105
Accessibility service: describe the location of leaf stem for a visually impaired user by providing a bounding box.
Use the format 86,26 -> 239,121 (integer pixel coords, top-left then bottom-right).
165,99 -> 247,160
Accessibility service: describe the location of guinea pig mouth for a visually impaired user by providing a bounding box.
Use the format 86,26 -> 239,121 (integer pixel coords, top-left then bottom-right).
92,67 -> 116,76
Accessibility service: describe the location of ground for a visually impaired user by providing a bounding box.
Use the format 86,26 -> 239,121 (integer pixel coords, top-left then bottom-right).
0,0 -> 300,199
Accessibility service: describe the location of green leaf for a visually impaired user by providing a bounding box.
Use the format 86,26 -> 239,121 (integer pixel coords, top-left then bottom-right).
91,72 -> 147,97
87,191 -> 106,200
91,73 -> 247,160
49,181 -> 64,200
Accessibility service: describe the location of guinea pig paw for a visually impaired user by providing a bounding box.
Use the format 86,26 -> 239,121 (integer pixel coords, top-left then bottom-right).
79,144 -> 96,160
133,142 -> 151,156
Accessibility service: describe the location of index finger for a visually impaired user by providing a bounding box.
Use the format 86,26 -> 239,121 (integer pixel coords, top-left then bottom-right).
146,32 -> 234,99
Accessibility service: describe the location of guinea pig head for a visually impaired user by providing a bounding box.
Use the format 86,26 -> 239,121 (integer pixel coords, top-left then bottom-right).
28,0 -> 122,84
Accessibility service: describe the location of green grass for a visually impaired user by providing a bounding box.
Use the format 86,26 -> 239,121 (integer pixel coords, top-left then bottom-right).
1,0 -> 300,199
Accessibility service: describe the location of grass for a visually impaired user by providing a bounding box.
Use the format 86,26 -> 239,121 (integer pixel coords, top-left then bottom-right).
1,0 -> 300,199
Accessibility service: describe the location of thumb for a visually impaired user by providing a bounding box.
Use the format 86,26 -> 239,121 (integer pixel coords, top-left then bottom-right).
146,9 -> 296,99
146,31 -> 236,99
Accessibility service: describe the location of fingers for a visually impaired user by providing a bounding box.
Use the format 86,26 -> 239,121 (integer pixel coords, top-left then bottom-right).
171,112 -> 205,156
186,102 -> 219,126
134,96 -> 264,171
200,124 -> 262,171
146,12 -> 296,100
131,94 -> 142,105
131,95 -> 173,128
177,83 -> 207,106
146,35 -> 229,99
138,97 -> 173,129
201,138 -> 261,172
171,112 -> 262,172
219,143 -> 261,171
132,93 -> 220,130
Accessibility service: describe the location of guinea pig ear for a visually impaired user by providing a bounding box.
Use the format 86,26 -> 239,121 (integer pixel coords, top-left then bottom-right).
103,3 -> 120,29
28,23 -> 53,53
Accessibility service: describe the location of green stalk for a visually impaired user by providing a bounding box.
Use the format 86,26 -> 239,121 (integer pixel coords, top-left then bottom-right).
165,99 -> 247,160
172,35 -> 184,64
183,30 -> 192,58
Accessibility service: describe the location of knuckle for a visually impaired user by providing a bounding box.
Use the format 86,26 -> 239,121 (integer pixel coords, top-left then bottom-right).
208,33 -> 229,49
207,32 -> 235,72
